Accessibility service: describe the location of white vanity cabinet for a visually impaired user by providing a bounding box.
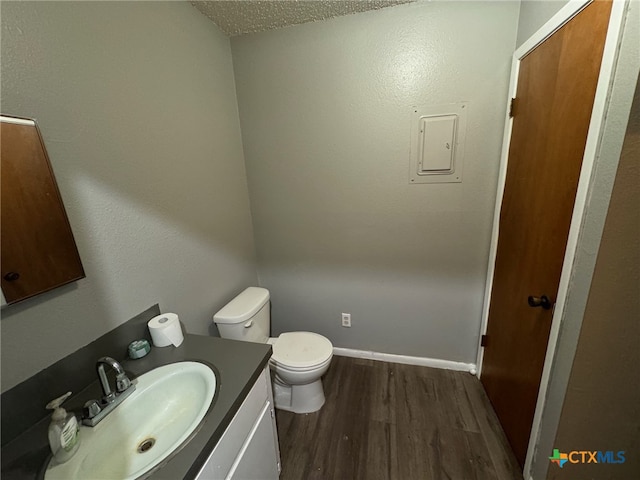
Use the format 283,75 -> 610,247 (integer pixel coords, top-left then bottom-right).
196,366 -> 281,480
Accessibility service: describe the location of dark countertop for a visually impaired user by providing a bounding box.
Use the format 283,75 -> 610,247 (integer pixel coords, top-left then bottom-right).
0,334 -> 272,480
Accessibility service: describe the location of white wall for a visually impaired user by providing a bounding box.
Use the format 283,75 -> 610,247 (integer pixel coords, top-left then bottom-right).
516,0 -> 570,48
232,1 -> 519,363
0,1 -> 257,392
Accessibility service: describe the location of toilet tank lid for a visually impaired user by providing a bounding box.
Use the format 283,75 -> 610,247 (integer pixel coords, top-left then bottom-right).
213,287 -> 270,324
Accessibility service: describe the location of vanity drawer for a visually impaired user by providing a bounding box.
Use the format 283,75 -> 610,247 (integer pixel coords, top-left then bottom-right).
196,367 -> 272,479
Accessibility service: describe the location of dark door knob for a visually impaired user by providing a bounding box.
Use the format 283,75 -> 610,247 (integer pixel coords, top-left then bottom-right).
3,272 -> 20,282
528,295 -> 552,310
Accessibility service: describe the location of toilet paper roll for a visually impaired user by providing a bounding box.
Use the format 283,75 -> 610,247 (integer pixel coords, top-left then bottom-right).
148,313 -> 184,347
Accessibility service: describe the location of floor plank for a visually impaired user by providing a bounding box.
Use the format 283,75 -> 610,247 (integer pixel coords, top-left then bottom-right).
276,356 -> 523,480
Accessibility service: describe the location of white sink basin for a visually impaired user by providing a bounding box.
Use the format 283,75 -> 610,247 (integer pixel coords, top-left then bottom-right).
45,361 -> 216,480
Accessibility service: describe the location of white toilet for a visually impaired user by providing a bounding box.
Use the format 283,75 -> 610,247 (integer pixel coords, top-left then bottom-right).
213,287 -> 333,414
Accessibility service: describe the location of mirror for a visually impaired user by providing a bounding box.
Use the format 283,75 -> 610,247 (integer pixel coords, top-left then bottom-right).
0,115 -> 85,305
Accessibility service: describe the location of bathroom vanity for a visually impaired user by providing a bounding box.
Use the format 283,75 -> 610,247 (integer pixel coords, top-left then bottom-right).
195,366 -> 281,479
0,333 -> 280,480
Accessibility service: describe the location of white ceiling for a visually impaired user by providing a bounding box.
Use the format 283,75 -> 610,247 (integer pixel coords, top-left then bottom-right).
190,0 -> 414,37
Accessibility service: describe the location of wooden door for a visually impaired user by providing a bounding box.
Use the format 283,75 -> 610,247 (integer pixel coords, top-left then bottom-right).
480,0 -> 612,466
1,117 -> 85,304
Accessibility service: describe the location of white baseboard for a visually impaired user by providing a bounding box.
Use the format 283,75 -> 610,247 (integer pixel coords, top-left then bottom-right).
333,347 -> 477,373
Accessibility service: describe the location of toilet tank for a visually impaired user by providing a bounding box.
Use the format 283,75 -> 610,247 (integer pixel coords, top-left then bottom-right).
213,287 -> 270,343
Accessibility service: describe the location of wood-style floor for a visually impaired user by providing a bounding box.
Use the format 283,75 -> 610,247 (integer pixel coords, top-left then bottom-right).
276,356 -> 523,480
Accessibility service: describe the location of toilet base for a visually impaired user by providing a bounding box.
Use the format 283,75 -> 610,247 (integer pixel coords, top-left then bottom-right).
272,378 -> 326,414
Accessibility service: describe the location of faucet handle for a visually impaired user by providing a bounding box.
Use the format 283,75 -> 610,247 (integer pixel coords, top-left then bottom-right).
83,399 -> 101,419
116,373 -> 132,393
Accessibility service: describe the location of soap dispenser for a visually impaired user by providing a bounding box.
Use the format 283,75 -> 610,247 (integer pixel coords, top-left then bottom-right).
46,391 -> 80,463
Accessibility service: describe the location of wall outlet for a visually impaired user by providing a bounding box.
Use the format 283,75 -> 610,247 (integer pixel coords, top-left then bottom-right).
341,313 -> 351,328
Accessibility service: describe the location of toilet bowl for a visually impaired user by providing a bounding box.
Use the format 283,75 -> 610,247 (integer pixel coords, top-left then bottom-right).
213,287 -> 333,413
268,332 -> 333,413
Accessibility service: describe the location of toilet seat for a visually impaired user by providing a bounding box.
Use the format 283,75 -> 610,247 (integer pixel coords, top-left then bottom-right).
269,332 -> 333,369
271,355 -> 332,374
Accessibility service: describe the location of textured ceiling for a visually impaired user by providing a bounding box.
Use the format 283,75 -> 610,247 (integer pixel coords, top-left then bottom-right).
190,0 -> 414,37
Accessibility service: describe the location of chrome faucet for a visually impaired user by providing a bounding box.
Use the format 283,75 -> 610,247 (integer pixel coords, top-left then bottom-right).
97,356 -> 131,401
82,356 -> 135,427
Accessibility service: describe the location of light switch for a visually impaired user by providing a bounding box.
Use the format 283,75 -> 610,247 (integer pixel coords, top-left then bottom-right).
418,114 -> 457,173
